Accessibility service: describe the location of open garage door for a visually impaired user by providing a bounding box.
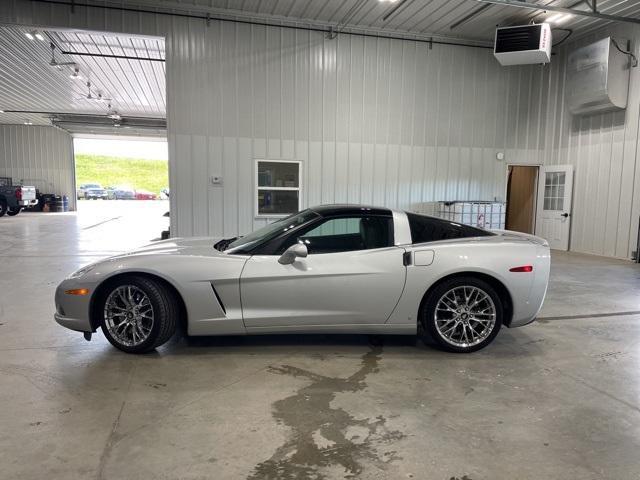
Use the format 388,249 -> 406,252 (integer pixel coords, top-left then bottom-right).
0,24 -> 169,242
74,135 -> 169,241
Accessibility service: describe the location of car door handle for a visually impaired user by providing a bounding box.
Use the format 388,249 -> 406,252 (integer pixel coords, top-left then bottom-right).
560,213 -> 569,218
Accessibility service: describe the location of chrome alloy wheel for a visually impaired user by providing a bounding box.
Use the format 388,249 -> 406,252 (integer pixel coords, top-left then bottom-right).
104,285 -> 154,347
434,286 -> 497,348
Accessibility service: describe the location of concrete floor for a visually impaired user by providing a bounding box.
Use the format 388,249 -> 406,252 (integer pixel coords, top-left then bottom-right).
1,204 -> 640,480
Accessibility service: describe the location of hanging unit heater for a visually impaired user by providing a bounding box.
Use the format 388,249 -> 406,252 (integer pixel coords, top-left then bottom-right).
494,24 -> 552,66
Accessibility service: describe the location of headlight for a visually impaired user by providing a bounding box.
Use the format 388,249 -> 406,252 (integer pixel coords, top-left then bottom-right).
68,263 -> 97,279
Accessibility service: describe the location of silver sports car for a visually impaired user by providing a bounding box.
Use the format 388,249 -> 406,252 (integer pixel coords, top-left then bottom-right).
55,205 -> 550,354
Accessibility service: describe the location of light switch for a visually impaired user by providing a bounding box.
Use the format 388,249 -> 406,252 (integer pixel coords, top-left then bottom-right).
211,175 -> 223,185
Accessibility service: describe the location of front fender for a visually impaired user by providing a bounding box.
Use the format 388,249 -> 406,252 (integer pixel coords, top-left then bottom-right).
56,251 -> 249,336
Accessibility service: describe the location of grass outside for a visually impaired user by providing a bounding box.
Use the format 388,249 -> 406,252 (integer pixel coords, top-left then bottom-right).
75,154 -> 168,194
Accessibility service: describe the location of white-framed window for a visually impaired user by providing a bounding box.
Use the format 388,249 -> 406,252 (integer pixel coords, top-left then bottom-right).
255,159 -> 302,217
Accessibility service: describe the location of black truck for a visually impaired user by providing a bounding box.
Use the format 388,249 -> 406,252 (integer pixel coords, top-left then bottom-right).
0,184 -> 38,217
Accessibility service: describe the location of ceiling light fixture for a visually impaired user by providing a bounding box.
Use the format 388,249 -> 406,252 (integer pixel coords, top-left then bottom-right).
378,0 -> 399,2
70,67 -> 82,80
35,32 -> 45,41
25,32 -> 34,40
24,119 -> 33,125
0,110 -> 4,113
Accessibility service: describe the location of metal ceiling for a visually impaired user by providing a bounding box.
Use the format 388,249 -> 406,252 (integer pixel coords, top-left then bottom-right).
3,0 -> 640,134
98,0 -> 640,43
0,24 -> 165,135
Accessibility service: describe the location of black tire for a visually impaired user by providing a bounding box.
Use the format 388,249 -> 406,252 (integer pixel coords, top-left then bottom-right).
98,275 -> 178,354
0,200 -> 6,217
420,276 -> 503,353
7,207 -> 21,216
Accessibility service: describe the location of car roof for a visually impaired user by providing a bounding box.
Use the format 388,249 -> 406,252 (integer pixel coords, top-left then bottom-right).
309,204 -> 393,216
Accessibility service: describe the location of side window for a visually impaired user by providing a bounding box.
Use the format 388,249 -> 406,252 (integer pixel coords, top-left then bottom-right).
279,216 -> 393,254
407,212 -> 492,244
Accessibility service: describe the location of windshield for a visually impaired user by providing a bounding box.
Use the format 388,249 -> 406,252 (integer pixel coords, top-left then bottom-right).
225,210 -> 319,253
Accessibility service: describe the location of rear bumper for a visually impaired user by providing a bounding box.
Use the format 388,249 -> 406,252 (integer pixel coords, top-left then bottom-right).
18,199 -> 38,206
508,244 -> 551,328
54,313 -> 93,333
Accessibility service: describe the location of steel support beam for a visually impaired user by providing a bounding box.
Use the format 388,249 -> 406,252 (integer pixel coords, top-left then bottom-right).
450,3 -> 493,30
471,0 -> 640,25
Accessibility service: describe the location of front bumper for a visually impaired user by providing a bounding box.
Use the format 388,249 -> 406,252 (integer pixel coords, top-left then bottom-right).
54,313 -> 93,333
55,280 -> 94,333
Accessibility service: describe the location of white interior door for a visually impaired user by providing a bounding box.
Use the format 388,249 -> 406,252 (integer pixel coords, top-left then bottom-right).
535,164 -> 574,250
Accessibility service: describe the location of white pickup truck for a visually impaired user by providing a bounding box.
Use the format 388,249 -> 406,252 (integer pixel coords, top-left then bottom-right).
0,185 -> 38,217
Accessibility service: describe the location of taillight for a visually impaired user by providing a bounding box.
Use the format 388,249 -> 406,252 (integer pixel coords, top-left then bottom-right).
509,265 -> 533,273
15,188 -> 22,201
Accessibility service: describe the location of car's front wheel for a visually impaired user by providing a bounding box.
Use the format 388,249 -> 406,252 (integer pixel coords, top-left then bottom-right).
420,277 -> 503,353
99,276 -> 177,353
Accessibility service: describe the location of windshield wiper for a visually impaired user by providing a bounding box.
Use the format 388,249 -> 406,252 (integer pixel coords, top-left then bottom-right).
214,237 -> 238,252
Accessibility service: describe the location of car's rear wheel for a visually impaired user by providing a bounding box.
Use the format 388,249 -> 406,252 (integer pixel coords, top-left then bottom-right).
420,277 -> 503,353
99,276 -> 177,353
7,207 -> 21,216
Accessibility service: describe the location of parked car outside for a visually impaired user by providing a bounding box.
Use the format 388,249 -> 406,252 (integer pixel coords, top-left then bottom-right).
112,186 -> 136,200
78,183 -> 108,200
77,183 -> 98,199
135,190 -> 157,200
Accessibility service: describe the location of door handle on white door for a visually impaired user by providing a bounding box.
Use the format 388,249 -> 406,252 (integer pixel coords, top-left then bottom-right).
560,213 -> 569,218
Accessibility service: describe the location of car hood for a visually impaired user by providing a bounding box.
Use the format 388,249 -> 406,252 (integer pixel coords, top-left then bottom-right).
66,237 -> 232,281
114,237 -> 222,256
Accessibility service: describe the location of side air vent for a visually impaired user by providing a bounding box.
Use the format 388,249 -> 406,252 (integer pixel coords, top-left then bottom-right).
210,283 -> 226,315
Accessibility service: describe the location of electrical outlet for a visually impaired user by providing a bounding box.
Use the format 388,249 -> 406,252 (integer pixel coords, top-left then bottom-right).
210,175 -> 223,185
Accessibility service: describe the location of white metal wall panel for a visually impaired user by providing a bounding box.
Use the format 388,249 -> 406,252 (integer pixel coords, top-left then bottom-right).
0,125 -> 76,209
2,0 -> 546,239
539,23 -> 640,259
169,21 -> 547,238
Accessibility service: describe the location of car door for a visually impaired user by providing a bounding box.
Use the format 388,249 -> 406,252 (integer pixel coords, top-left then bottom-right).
240,214 -> 407,329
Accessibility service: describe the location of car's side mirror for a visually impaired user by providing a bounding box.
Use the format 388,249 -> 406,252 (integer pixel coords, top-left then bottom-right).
278,243 -> 308,265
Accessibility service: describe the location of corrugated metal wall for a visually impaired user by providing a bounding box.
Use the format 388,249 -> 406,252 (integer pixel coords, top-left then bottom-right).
169,22 -> 548,237
539,24 -> 640,259
0,125 -> 76,209
0,1 -> 547,238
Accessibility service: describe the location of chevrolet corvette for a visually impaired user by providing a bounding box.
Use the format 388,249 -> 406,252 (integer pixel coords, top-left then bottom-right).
55,205 -> 550,354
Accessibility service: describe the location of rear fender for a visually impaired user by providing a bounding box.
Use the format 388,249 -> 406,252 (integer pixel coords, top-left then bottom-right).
386,241 -> 540,327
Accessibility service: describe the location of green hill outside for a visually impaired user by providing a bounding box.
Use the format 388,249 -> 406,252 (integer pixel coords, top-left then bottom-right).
75,154 -> 168,194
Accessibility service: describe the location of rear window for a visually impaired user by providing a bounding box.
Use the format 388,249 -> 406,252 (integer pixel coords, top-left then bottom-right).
407,212 -> 494,244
